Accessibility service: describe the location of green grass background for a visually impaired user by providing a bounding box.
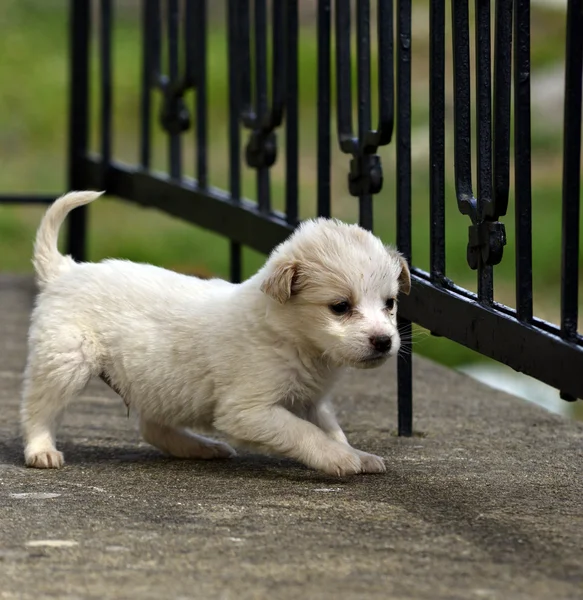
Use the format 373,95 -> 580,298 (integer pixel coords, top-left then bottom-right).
1,1 -> 581,417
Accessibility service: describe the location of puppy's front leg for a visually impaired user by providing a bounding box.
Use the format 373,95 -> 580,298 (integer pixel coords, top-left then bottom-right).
308,399 -> 349,444
214,404 -> 363,476
308,400 -> 386,474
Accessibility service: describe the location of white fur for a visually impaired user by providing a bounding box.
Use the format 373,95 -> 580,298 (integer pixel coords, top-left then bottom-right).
21,191 -> 410,476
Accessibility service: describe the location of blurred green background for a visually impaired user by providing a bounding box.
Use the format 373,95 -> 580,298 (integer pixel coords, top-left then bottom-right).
0,0 -> 581,417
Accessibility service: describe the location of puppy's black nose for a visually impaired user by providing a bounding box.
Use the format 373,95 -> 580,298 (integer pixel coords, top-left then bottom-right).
370,335 -> 392,354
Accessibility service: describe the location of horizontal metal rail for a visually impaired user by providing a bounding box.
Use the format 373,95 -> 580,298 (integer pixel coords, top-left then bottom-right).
80,157 -> 294,254
0,196 -> 56,204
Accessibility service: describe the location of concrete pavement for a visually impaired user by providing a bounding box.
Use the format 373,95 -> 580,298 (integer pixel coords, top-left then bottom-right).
1,275 -> 582,599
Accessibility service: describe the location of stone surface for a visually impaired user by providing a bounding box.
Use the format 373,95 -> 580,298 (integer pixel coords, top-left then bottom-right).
0,275 -> 582,599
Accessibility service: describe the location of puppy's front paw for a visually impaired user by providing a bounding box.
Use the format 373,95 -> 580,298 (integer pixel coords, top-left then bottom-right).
317,446 -> 362,476
25,449 -> 64,469
354,449 -> 386,473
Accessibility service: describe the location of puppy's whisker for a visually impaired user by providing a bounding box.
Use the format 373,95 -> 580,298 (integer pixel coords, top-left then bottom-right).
398,334 -> 429,343
398,327 -> 429,338
398,335 -> 427,344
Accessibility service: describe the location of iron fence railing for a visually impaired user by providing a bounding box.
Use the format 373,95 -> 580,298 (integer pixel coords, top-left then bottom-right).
1,0 -> 582,435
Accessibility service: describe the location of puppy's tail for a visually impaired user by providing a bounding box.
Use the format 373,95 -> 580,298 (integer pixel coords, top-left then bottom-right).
33,190 -> 104,287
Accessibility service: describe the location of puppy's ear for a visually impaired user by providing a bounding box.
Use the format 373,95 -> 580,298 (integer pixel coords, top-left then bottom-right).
385,245 -> 412,296
260,260 -> 299,304
398,255 -> 411,296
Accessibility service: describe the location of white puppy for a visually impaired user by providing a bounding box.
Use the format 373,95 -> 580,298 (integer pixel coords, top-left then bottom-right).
21,191 -> 410,476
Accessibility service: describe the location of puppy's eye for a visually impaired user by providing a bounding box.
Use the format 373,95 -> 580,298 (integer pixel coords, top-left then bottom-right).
329,301 -> 351,315
385,298 -> 396,311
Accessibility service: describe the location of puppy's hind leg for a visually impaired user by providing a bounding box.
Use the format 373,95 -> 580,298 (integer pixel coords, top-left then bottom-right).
21,333 -> 94,469
140,419 -> 236,460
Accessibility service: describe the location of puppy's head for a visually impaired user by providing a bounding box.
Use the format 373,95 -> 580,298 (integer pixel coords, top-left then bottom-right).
259,219 -> 410,369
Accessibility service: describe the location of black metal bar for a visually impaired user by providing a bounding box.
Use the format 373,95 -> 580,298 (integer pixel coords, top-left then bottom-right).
66,0 -> 91,261
396,0 -> 412,263
255,0 -> 270,212
238,0 -> 252,122
317,0 -> 331,217
230,244 -> 242,284
266,0 -> 286,131
475,0 -> 492,222
397,0 -> 411,252
194,0 -> 207,188
335,0 -> 357,154
474,0 -> 494,304
374,0 -> 394,147
397,317 -> 413,436
513,0 -> 533,322
167,0 -> 181,179
150,0 -> 161,80
357,0 -> 373,231
285,0 -> 299,225
492,0 -> 512,220
184,0 -> 197,87
429,0 -> 445,282
227,0 -> 242,283
451,0 -> 477,223
140,0 -> 155,169
477,266 -> 494,305
357,1 -> 372,161
100,0 -> 113,186
396,0 -> 412,437
227,0 -> 240,202
561,0 -> 583,343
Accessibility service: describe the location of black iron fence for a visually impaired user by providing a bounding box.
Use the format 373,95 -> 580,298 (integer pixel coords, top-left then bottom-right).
1,0 -> 582,435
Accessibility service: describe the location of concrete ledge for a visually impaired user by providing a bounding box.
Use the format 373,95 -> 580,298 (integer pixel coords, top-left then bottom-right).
1,275 -> 582,599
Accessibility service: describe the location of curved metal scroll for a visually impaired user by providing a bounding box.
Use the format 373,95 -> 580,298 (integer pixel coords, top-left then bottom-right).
335,0 -> 394,200
144,0 -> 203,136
451,0 -> 511,274
234,0 -> 288,171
